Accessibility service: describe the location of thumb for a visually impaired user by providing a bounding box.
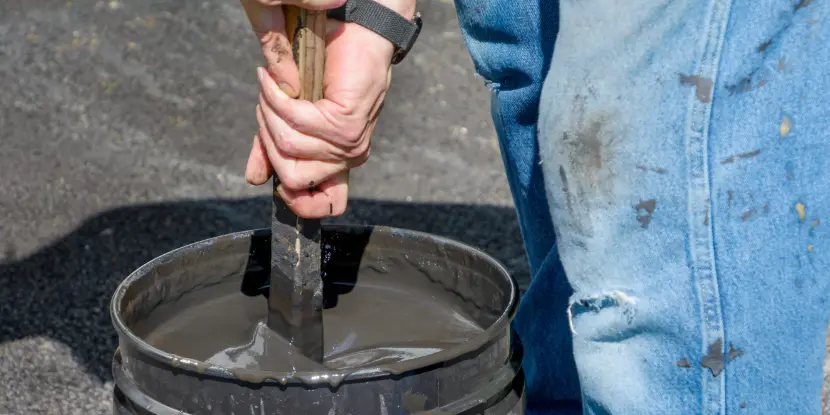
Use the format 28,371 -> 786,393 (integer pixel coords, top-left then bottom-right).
240,0 -> 302,97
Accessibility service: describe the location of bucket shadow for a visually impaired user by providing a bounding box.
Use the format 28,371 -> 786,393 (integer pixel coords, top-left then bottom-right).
0,197 -> 527,381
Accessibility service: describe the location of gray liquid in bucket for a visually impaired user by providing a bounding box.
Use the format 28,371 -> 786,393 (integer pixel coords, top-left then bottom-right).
135,268 -> 483,377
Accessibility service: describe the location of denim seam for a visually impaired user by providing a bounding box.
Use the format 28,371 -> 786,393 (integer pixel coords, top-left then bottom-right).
683,0 -> 734,413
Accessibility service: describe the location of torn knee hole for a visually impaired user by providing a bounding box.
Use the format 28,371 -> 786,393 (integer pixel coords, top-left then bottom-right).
567,291 -> 637,335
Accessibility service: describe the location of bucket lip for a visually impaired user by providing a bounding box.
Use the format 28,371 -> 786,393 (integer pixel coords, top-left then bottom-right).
110,224 -> 519,386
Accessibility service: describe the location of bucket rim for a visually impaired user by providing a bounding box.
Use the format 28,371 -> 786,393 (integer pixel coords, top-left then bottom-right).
109,224 -> 519,386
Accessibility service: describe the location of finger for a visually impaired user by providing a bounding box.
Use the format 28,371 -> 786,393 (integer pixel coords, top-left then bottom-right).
257,90 -> 351,161
254,104 -> 287,185
275,155 -> 353,192
246,134 -> 273,185
258,64 -> 370,151
254,0 -> 347,10
277,172 -> 349,218
256,106 -> 366,190
357,72 -> 390,145
240,0 -> 300,97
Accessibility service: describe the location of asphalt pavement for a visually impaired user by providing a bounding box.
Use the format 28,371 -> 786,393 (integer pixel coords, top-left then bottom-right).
0,0 -> 526,413
1,0 -> 829,414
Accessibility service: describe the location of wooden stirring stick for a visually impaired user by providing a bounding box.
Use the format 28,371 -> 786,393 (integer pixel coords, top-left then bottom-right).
267,6 -> 326,363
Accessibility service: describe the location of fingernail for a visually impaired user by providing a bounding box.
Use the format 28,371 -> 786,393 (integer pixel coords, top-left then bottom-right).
278,83 -> 296,98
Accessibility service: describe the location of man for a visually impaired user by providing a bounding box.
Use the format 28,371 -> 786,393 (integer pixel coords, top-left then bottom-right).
240,0 -> 830,413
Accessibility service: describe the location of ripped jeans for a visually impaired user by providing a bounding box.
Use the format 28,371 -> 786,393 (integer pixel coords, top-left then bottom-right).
454,0 -> 830,414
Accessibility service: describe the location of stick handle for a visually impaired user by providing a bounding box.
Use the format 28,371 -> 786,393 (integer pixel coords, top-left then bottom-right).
284,7 -> 326,101
268,6 -> 327,362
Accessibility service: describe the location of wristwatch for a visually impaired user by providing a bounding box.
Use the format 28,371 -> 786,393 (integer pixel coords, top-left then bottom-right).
327,0 -> 423,65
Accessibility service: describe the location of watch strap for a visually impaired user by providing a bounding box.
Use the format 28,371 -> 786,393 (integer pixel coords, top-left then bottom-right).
327,0 -> 422,64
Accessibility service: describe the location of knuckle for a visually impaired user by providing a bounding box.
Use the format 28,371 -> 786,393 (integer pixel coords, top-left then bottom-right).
282,114 -> 300,132
351,140 -> 371,160
257,31 -> 277,47
281,176 -> 303,191
338,123 -> 365,147
275,130 -> 298,156
275,168 -> 302,190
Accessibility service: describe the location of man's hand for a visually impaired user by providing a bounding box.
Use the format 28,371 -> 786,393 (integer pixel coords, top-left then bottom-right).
240,0 -> 415,219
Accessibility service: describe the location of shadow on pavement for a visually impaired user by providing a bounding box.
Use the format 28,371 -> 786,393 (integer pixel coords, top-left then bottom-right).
0,197 -> 527,381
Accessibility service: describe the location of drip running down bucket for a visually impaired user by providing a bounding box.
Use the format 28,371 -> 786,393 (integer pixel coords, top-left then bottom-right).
110,224 -> 524,414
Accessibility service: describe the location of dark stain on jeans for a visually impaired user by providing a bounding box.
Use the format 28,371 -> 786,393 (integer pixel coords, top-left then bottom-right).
721,149 -> 761,165
727,77 -> 752,95
785,162 -> 794,181
679,74 -> 713,103
701,337 -> 725,377
558,93 -> 622,236
728,343 -> 745,361
635,199 -> 657,229
741,209 -> 756,221
564,94 -> 618,193
728,2 -> 808,97
565,95 -> 596,173
676,357 -> 692,368
559,165 -> 574,214
704,198 -> 710,226
794,0 -> 812,12
564,122 -> 605,172
727,76 -> 768,95
636,165 -> 666,174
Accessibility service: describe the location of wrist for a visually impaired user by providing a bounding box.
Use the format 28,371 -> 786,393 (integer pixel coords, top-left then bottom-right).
340,21 -> 396,64
330,0 -> 420,65
371,0 -> 416,18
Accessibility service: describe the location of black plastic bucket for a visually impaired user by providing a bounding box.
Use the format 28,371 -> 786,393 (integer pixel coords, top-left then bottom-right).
110,224 -> 523,414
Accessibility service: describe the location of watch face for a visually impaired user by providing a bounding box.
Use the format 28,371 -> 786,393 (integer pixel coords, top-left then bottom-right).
392,13 -> 423,65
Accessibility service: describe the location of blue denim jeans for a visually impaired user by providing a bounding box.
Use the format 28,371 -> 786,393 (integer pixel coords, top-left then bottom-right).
454,1 -> 830,414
